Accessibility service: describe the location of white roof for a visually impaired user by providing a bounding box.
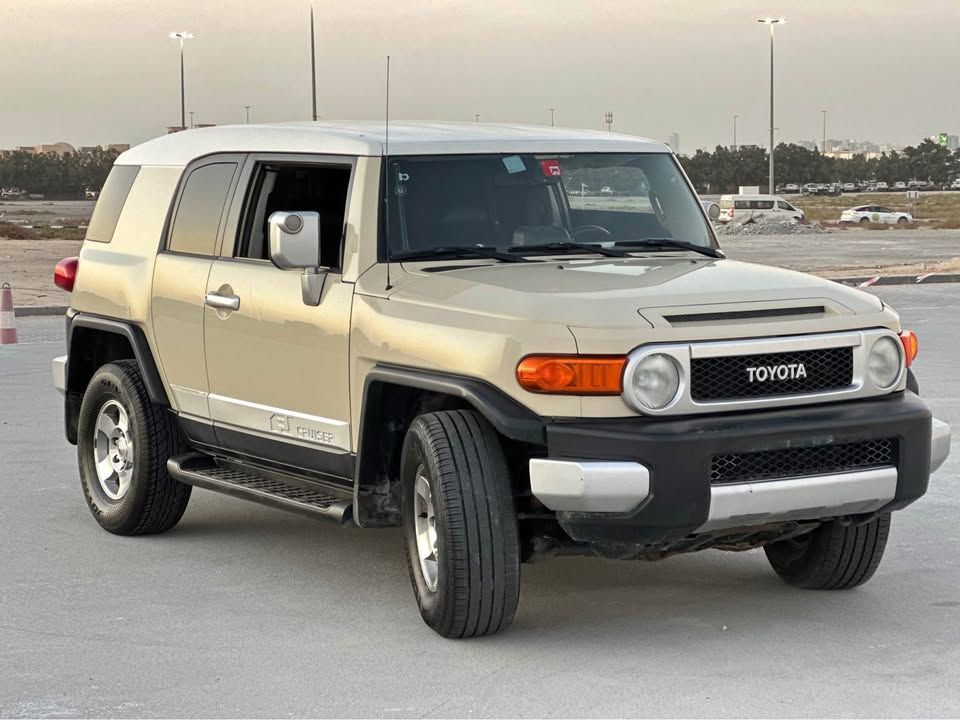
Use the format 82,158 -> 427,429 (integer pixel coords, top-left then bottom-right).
117,121 -> 667,166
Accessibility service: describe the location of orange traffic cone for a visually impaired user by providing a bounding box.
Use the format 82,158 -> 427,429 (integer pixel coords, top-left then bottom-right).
0,283 -> 18,345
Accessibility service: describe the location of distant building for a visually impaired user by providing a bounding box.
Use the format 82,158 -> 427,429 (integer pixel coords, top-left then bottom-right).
948,135 -> 959,151
33,142 -> 76,156
667,132 -> 680,154
3,142 -> 128,155
167,126 -> 186,134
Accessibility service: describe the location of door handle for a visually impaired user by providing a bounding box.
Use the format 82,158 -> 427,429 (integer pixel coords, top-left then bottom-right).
204,292 -> 240,311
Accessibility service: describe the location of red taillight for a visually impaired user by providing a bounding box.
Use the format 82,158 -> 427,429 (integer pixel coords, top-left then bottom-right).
54,257 -> 79,292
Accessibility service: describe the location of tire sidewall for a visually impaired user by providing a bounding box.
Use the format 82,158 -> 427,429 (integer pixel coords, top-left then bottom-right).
77,366 -> 153,533
400,419 -> 452,629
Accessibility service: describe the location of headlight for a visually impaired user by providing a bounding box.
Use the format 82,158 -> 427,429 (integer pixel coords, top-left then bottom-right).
625,353 -> 681,410
868,336 -> 902,389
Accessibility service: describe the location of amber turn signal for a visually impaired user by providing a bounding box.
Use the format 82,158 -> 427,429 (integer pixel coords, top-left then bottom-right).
516,356 -> 626,395
899,330 -> 918,367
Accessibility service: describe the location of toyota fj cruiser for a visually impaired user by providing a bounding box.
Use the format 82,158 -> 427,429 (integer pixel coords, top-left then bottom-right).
53,122 -> 952,638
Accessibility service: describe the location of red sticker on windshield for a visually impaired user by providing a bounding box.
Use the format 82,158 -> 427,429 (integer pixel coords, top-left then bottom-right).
540,159 -> 562,177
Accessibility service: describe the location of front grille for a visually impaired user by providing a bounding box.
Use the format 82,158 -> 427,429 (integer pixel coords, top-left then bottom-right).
690,346 -> 853,401
711,438 -> 897,484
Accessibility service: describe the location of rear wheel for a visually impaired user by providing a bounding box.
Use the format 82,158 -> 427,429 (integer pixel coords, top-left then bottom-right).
859,216 -> 871,225
897,216 -> 909,225
77,360 -> 191,535
401,410 -> 520,638
764,514 -> 891,589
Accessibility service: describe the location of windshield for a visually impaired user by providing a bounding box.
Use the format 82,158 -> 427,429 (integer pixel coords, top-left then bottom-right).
382,153 -> 715,258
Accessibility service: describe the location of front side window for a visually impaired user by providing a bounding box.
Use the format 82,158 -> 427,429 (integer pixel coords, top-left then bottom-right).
237,163 -> 350,269
383,152 -> 713,257
167,162 -> 237,256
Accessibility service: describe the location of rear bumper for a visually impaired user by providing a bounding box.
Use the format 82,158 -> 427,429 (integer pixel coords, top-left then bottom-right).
529,392 -> 945,545
52,355 -> 67,395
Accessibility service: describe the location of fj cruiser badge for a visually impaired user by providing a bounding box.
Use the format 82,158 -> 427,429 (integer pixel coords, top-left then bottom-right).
746,363 -> 808,383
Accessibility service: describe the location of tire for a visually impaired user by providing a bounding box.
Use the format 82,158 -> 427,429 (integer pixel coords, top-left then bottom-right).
764,514 -> 891,589
77,360 -> 191,535
400,410 -> 520,638
859,217 -> 870,225
897,216 -> 908,225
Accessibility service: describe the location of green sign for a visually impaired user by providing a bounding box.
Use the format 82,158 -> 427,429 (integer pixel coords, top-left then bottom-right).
938,133 -> 949,147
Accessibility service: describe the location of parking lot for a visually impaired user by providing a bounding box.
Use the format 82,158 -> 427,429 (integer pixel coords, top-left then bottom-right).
1,285 -> 957,718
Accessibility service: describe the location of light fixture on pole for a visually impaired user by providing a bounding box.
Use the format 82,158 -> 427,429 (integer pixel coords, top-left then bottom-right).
309,0 -> 318,121
169,32 -> 193,131
757,17 -> 786,194
604,111 -> 613,133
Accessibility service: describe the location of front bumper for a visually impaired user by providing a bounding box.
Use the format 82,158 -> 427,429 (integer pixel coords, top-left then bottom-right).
529,392 -> 948,545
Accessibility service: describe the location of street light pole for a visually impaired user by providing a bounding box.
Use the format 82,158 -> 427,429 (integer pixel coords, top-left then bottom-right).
733,114 -> 738,151
757,18 -> 785,194
475,113 -> 480,123
169,32 -> 193,130
245,105 -> 251,124
309,0 -> 318,121
822,109 -> 827,154
604,111 -> 613,133
549,108 -> 555,127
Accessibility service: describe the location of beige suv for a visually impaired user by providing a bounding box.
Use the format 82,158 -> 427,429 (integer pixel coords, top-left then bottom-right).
53,122 -> 951,638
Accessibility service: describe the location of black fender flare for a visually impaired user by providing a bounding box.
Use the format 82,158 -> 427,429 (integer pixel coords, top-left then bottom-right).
67,312 -> 169,406
352,364 -> 545,526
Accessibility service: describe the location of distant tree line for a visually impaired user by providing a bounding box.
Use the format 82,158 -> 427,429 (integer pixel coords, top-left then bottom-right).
0,147 -> 121,197
679,139 -> 960,193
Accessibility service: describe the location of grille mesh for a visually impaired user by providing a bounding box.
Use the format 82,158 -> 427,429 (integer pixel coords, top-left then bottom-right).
202,466 -> 340,509
691,346 -> 853,401
711,438 -> 896,484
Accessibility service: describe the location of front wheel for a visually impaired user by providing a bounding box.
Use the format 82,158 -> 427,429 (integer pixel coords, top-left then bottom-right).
764,514 -> 891,589
897,216 -> 909,225
401,410 -> 520,638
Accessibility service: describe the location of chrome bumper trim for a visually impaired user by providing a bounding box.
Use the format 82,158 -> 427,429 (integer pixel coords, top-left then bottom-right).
931,418 -> 952,474
529,459 -> 650,513
698,467 -> 898,533
52,355 -> 67,395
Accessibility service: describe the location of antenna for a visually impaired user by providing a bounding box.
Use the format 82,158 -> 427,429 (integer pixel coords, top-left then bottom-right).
383,55 -> 392,291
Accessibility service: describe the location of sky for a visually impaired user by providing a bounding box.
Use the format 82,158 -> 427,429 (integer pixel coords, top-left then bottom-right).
2,0 -> 959,153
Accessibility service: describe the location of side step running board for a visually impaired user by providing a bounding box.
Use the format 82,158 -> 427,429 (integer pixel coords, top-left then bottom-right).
167,453 -> 353,525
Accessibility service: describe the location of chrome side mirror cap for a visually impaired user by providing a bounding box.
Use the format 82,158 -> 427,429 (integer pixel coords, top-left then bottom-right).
268,211 -> 321,269
267,211 -> 328,306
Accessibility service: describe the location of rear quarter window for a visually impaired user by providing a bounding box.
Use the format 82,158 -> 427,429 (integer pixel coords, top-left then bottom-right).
84,165 -> 140,243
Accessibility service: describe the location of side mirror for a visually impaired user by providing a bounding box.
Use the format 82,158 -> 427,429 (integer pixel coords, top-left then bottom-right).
701,200 -> 721,222
269,211 -> 320,269
267,211 -> 328,306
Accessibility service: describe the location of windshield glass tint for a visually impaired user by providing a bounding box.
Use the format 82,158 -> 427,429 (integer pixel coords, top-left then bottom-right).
383,153 -> 713,256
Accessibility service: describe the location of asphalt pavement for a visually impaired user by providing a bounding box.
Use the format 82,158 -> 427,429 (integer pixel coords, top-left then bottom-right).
1,285 -> 958,718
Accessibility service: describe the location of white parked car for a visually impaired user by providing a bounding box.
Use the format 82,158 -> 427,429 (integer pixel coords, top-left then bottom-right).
840,205 -> 913,225
718,194 -> 804,223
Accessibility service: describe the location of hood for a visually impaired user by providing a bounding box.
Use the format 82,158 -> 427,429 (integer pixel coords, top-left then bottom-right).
390,257 -> 883,328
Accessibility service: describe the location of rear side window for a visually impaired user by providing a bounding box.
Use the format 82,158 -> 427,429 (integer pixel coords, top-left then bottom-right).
753,200 -> 775,210
85,165 -> 140,243
167,162 -> 238,256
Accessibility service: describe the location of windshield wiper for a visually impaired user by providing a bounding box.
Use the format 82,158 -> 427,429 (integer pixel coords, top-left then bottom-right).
507,241 -> 631,258
391,246 -> 536,263
614,239 -> 725,259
